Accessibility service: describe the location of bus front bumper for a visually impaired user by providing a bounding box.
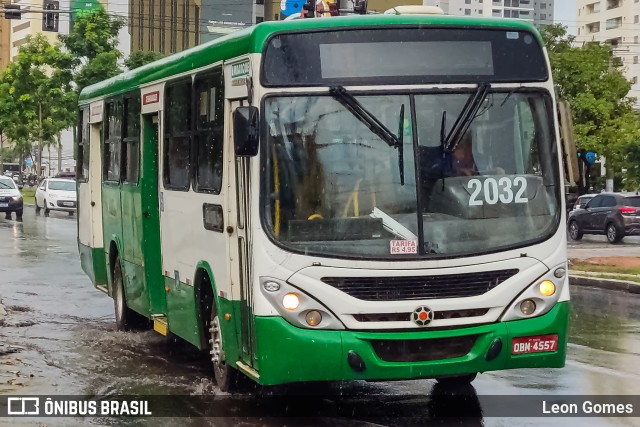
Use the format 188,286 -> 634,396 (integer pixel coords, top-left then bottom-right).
252,301 -> 569,386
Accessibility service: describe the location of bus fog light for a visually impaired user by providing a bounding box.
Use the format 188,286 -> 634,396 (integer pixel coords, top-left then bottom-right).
520,299 -> 536,315
305,310 -> 322,326
263,281 -> 281,292
282,293 -> 300,310
538,280 -> 556,297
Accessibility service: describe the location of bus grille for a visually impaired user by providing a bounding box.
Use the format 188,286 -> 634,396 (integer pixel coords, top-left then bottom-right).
321,269 -> 518,301
352,308 -> 490,323
370,335 -> 479,362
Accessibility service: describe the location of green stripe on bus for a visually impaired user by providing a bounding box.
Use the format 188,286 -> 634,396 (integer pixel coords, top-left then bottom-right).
252,302 -> 569,385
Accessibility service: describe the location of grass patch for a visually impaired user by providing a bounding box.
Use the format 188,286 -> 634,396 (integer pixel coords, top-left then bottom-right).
19,188 -> 35,205
569,263 -> 640,276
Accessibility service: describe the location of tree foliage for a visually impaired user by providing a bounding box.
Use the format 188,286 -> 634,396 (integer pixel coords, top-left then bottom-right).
61,9 -> 125,93
59,9 -> 124,62
541,24 -> 640,189
0,34 -> 76,175
124,51 -> 165,70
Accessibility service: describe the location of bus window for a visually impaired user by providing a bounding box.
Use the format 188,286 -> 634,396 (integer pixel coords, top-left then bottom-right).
77,108 -> 90,182
123,96 -> 141,184
103,101 -> 122,182
164,80 -> 192,190
194,69 -> 224,193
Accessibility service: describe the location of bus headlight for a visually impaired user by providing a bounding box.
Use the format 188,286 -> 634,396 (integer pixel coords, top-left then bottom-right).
500,263 -> 567,322
282,293 -> 300,310
260,277 -> 345,330
538,280 -> 556,297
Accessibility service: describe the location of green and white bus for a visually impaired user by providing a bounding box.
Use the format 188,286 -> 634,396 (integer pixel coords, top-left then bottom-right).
77,12 -> 570,390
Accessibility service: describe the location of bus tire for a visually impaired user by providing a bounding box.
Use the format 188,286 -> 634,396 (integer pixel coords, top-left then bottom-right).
113,257 -> 145,331
209,302 -> 237,392
435,373 -> 477,387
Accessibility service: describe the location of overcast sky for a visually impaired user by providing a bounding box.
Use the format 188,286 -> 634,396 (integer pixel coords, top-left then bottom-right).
555,0 -> 577,33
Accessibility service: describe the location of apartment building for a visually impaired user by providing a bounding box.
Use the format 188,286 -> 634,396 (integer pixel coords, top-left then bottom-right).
576,0 -> 640,106
425,0 -> 554,26
0,11 -> 9,70
7,0 -> 69,60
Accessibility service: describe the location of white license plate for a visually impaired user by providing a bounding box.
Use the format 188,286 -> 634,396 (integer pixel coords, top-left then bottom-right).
62,202 -> 74,207
0,203 -> 8,208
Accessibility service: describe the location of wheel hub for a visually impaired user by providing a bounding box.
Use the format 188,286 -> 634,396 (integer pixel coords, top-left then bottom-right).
209,316 -> 224,370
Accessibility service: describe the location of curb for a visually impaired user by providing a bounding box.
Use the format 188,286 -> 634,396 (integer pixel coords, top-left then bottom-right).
569,275 -> 640,294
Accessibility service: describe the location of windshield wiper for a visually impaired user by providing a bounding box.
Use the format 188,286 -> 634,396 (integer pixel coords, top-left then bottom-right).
329,86 -> 405,184
329,86 -> 400,148
442,83 -> 490,153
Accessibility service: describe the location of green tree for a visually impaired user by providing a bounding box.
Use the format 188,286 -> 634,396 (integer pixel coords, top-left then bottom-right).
60,9 -> 125,93
541,24 -> 640,190
0,34 -> 75,177
74,50 -> 121,92
124,51 -> 165,70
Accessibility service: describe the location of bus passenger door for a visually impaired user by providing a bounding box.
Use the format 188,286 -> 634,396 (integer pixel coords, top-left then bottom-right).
78,106 -> 107,288
227,99 -> 256,369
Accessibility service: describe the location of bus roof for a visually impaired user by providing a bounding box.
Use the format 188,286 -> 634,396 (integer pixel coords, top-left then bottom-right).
79,14 -> 540,103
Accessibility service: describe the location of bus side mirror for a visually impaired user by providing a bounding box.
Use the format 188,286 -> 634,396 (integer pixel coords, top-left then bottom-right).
233,106 -> 259,157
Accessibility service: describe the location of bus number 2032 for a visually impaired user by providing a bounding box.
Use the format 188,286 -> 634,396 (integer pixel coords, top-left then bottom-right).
468,177 -> 528,206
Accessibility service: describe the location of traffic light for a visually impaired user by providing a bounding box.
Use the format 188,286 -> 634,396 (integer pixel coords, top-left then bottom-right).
4,4 -> 21,20
42,0 -> 59,32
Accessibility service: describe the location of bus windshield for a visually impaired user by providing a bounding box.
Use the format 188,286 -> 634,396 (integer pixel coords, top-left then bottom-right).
263,91 -> 559,258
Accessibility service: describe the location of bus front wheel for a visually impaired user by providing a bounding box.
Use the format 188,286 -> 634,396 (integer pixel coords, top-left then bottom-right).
209,304 -> 238,392
435,373 -> 477,387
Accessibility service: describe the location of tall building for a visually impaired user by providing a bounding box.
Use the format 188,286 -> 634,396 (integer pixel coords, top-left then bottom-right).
0,9 -> 9,71
128,0 -> 267,53
129,0 -> 200,54
8,0 -> 64,61
576,0 -> 640,106
425,0 -> 554,27
201,0 -> 264,43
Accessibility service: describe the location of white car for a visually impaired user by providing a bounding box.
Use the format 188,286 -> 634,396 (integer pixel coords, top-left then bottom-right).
35,178 -> 77,215
0,176 -> 24,219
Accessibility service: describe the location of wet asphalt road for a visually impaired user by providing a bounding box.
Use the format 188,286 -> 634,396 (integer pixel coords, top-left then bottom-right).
1,208 -> 640,426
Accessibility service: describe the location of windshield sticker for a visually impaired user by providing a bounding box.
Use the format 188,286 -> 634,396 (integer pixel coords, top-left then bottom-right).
390,240 -> 417,255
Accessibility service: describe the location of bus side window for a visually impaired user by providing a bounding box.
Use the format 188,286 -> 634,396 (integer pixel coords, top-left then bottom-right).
164,80 -> 192,191
103,101 -> 122,182
77,108 -> 90,182
123,95 -> 141,185
194,68 -> 224,194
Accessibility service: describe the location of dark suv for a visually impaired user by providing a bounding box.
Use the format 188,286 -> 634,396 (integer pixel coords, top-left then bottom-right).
568,193 -> 640,243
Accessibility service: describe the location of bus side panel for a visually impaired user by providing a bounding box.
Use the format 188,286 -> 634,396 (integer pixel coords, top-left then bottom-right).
102,184 -> 123,282
121,186 -> 150,317
164,276 -> 201,348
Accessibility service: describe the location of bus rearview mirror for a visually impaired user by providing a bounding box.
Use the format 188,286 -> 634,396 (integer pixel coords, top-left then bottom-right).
233,106 -> 259,157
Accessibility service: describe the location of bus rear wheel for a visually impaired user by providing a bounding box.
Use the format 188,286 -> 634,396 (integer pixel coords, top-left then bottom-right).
435,373 -> 477,387
209,305 -> 237,392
